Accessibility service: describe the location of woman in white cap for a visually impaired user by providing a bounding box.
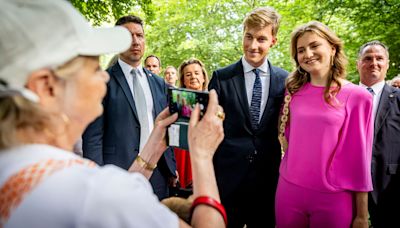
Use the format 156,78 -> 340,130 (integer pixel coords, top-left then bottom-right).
0,0 -> 226,227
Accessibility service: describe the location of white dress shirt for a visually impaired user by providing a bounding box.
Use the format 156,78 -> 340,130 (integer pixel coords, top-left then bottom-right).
360,80 -> 385,120
242,57 -> 270,123
118,59 -> 154,152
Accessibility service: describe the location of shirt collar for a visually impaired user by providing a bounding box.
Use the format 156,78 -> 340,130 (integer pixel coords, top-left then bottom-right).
359,80 -> 385,95
118,58 -> 145,77
241,56 -> 270,75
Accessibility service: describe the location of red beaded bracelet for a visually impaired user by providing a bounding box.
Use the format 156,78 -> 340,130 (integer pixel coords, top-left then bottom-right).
190,196 -> 228,226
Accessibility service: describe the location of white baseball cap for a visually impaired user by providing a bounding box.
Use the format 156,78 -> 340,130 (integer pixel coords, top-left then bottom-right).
0,0 -> 132,101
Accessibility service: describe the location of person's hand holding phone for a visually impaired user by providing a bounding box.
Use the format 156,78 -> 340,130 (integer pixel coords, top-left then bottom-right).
187,89 -> 225,223
130,108 -> 178,176
188,89 -> 224,160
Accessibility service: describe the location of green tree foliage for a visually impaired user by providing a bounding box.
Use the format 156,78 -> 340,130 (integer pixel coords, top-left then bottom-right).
316,0 -> 400,81
145,0 -> 250,74
71,0 -> 400,81
68,0 -> 154,25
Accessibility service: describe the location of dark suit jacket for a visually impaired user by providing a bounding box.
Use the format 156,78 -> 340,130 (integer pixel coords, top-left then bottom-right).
209,59 -> 288,221
82,62 -> 176,199
369,84 -> 400,227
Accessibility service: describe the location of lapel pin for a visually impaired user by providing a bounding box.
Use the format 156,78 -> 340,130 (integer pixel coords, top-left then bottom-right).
389,94 -> 394,98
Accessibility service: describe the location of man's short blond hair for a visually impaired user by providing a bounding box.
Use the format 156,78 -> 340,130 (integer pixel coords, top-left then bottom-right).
243,7 -> 281,37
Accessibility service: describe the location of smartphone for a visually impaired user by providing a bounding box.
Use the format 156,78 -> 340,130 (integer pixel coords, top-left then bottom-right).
167,87 -> 209,122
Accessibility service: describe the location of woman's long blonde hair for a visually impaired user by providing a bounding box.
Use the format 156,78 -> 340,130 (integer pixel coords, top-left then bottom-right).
278,22 -> 348,155
287,21 -> 348,104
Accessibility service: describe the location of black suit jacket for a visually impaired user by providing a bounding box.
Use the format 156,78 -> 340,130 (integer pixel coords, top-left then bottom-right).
369,84 -> 400,227
371,84 -> 400,201
209,59 -> 288,200
82,62 -> 176,199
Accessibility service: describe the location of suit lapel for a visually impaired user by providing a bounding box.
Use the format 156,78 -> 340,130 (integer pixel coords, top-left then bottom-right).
112,63 -> 139,120
232,61 -> 252,128
259,61 -> 279,129
375,84 -> 395,134
144,68 -> 163,119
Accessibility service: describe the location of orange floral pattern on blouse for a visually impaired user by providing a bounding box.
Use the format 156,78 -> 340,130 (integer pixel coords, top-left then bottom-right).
0,158 -> 96,225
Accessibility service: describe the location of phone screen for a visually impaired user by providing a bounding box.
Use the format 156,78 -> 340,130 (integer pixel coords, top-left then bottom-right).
168,87 -> 209,122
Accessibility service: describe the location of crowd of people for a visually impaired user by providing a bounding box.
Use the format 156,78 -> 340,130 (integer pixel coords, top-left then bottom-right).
1,0 -> 399,228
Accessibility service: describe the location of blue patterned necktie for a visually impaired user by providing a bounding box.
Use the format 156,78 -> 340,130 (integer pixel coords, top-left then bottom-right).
250,68 -> 262,130
366,87 -> 375,95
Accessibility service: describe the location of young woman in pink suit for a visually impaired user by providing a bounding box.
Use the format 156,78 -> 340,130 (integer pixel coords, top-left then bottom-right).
275,21 -> 373,228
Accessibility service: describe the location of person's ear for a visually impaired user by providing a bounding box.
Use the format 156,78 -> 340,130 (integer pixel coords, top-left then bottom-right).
331,45 -> 336,56
25,69 -> 59,105
271,37 -> 277,47
356,59 -> 361,72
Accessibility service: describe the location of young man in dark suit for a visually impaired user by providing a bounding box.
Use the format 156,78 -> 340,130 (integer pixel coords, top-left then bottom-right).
208,7 -> 288,227
357,41 -> 400,228
82,15 -> 176,200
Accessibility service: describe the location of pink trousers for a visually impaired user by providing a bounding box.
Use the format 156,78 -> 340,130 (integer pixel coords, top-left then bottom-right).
275,177 -> 354,228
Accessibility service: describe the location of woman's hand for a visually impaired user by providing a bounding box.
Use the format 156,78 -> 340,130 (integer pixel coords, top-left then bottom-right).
188,89 -> 225,228
352,216 -> 369,228
188,89 -> 224,161
145,108 -> 178,153
352,192 -> 369,228
129,108 -> 177,176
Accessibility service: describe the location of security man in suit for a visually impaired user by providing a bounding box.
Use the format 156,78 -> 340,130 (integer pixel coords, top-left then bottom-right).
357,40 -> 400,228
82,15 -> 176,200
209,7 -> 288,227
